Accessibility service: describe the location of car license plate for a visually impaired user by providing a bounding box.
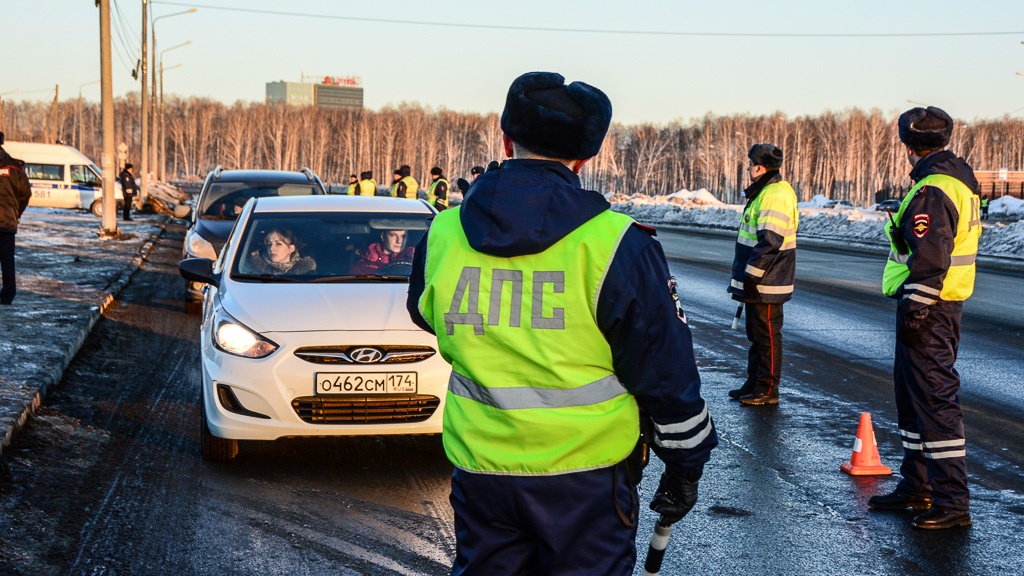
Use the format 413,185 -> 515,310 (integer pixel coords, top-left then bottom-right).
315,372 -> 417,395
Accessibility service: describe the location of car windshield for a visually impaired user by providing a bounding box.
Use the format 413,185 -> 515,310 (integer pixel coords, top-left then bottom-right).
199,181 -> 323,220
231,211 -> 431,283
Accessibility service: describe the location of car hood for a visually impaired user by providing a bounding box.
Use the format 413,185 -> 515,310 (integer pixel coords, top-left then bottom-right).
220,281 -> 421,334
196,218 -> 236,255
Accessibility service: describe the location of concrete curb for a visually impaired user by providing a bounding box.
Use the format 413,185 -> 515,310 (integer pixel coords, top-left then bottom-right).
0,217 -> 169,460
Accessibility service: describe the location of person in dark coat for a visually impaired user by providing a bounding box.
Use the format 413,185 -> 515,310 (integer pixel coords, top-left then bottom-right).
0,132 -> 32,305
118,164 -> 139,221
406,72 -> 717,575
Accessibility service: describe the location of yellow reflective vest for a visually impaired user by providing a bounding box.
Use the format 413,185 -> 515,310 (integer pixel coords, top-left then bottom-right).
418,207 -> 640,475
883,174 -> 981,302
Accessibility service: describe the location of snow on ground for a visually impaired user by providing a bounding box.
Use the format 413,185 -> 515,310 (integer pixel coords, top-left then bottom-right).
610,192 -> 1024,259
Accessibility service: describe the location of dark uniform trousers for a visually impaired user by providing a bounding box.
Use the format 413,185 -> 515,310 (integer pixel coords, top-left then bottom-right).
744,302 -> 784,395
894,300 -> 969,511
122,193 -> 135,221
0,231 -> 15,304
449,463 -> 639,575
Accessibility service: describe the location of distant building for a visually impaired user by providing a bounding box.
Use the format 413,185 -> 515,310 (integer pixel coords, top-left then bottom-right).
266,75 -> 363,109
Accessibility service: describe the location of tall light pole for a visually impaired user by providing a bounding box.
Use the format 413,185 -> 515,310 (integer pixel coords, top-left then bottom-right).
77,79 -> 100,149
158,41 -> 189,181
151,8 -> 196,183
140,0 -> 149,203
98,0 -> 118,237
160,63 -> 182,181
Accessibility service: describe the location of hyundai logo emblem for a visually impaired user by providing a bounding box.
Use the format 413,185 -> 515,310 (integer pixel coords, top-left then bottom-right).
349,347 -> 384,363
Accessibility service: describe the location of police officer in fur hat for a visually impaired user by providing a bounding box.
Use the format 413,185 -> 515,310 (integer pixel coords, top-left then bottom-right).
867,106 -> 980,530
727,143 -> 799,405
407,72 -> 717,574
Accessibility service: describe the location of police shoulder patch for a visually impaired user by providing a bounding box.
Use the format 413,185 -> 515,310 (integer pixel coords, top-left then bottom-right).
912,214 -> 930,238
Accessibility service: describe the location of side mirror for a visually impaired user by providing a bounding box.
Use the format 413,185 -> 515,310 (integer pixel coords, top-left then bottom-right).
179,258 -> 218,287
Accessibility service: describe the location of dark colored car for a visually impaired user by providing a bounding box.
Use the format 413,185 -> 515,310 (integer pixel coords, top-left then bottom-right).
182,167 -> 327,311
875,198 -> 902,212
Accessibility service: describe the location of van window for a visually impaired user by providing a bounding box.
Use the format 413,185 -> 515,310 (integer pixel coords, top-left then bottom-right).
24,163 -> 64,181
70,165 -> 99,187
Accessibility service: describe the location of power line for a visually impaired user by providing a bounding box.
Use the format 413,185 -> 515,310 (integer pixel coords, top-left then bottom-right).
153,1 -> 1024,38
111,0 -> 141,76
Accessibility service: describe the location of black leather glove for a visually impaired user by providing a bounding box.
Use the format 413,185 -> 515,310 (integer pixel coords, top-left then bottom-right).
456,178 -> 470,193
485,160 -> 502,172
896,299 -> 929,346
649,469 -> 699,526
742,275 -> 758,297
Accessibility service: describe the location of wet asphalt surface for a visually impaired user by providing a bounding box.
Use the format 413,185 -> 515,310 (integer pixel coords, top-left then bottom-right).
0,223 -> 1022,575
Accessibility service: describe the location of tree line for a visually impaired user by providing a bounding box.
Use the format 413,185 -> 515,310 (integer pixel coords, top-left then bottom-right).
2,95 -> 1022,205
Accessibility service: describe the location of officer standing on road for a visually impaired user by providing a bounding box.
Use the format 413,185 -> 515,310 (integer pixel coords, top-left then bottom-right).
389,164 -> 419,199
469,165 -> 484,181
407,71 -> 717,575
0,131 -> 32,306
346,174 -> 358,195
868,106 -> 981,530
727,144 -> 799,405
118,163 -> 138,221
357,171 -> 376,196
980,194 -> 989,220
427,166 -> 449,211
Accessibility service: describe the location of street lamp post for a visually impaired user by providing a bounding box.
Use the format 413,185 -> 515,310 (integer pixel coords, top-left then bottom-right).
151,8 -> 196,184
160,62 -> 183,181
77,80 -> 100,149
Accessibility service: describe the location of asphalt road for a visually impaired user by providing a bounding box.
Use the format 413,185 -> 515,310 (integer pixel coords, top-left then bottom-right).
0,224 -> 1021,575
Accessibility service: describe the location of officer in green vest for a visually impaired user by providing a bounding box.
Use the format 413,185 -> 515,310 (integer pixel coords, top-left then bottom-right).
345,174 -> 358,196
387,169 -> 402,197
357,171 -> 376,196
406,71 -> 716,575
867,106 -> 981,530
427,166 -> 449,211
389,164 -> 418,199
727,144 -> 799,406
980,194 -> 989,219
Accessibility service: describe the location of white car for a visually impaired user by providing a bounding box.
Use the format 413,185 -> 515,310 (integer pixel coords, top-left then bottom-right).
179,195 -> 448,460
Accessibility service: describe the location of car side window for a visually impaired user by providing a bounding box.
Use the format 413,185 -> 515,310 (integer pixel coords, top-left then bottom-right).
24,163 -> 64,181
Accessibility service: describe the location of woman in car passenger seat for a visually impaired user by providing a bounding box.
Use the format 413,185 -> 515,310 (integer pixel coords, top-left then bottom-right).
245,228 -> 317,275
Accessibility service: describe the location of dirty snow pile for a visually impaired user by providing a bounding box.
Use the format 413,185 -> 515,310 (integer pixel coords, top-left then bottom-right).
610,191 -> 1024,259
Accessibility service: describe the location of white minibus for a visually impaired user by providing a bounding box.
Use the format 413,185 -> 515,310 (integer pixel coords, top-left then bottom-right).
3,141 -> 124,216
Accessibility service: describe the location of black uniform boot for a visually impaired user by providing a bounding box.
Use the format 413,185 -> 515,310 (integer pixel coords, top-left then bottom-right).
739,391 -> 779,406
868,490 -> 932,511
912,506 -> 972,529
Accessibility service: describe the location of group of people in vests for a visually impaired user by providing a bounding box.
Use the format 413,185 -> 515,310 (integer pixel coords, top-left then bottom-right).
345,164 -> 452,212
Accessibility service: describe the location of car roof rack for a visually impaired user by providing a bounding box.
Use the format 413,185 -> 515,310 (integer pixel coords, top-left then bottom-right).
212,165 -> 224,179
300,167 -> 315,182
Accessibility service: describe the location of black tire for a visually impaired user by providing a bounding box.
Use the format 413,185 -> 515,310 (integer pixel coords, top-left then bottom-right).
89,199 -> 102,217
200,397 -> 239,461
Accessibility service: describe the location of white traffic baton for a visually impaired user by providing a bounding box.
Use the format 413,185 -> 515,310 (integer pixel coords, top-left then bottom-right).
642,516 -> 673,576
730,303 -> 743,330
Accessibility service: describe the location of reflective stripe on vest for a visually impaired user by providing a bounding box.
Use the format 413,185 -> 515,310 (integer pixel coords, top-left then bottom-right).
882,174 -> 981,301
400,176 -> 418,199
420,208 -> 640,475
428,177 -> 449,207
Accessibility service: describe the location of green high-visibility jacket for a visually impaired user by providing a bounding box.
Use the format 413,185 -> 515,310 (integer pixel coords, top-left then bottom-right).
357,179 -> 376,196
728,179 -> 799,304
418,207 -> 640,475
428,177 -> 449,208
883,174 -> 980,303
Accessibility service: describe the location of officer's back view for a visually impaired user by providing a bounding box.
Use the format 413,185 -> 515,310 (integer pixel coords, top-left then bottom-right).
407,71 -> 717,575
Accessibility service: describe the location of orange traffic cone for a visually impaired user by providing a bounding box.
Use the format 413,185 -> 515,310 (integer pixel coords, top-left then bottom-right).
840,412 -> 892,476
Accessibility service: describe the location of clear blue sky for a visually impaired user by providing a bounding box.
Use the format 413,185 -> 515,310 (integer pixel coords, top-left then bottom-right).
6,0 -> 1024,125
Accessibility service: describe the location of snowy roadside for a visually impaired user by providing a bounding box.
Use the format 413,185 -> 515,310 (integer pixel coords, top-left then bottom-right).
610,191 -> 1024,262
0,209 -> 166,459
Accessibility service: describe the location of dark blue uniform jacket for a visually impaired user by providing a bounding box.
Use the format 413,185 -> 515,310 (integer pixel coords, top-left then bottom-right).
407,159 -> 716,474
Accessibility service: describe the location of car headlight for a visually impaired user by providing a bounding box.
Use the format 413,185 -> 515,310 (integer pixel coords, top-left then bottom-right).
186,230 -> 217,260
212,308 -> 278,358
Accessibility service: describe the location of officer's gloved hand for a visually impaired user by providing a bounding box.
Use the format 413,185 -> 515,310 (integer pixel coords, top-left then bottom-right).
742,275 -> 758,297
896,299 -> 929,346
456,178 -> 470,193
485,160 -> 502,172
889,221 -> 909,255
649,469 -> 700,526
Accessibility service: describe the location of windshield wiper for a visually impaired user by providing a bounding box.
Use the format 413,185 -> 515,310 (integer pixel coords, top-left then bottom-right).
231,273 -> 299,283
309,275 -> 409,283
